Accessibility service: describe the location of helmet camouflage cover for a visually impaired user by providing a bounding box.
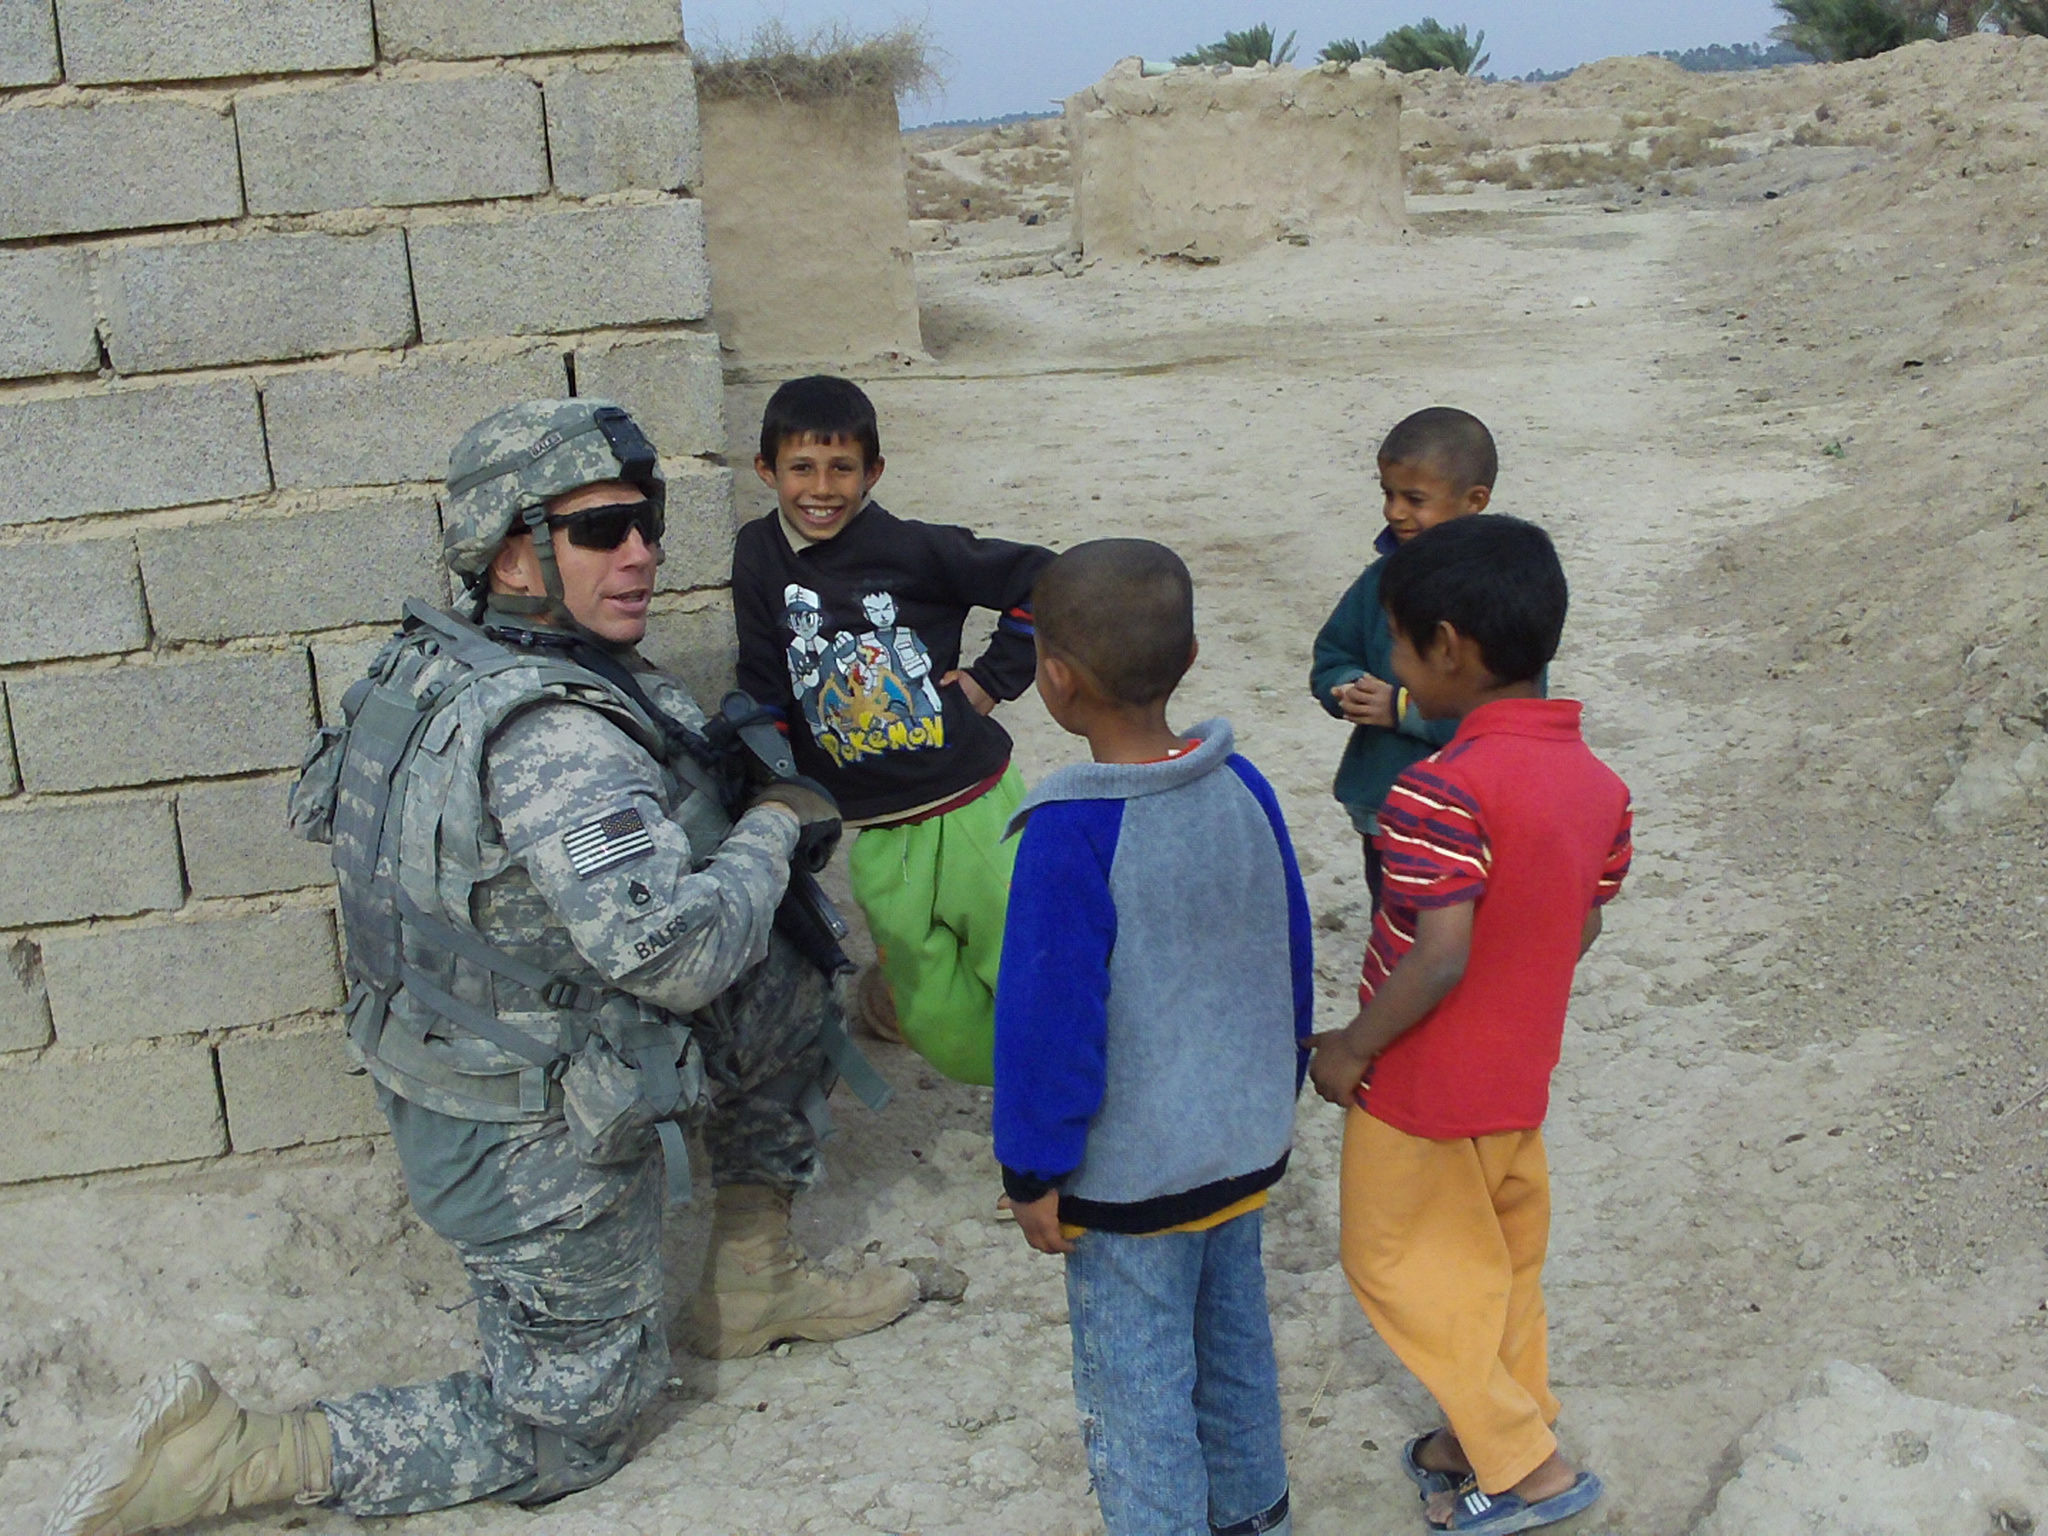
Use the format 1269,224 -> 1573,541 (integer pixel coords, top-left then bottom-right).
442,399 -> 666,579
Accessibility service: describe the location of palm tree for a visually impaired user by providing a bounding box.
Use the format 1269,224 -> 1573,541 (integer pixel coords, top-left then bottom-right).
1319,37 -> 1368,63
1173,24 -> 1300,68
1772,0 -> 1942,58
1355,18 -> 1490,74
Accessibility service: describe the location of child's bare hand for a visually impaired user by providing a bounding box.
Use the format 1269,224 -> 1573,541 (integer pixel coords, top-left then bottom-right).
998,1192 -> 1075,1254
1307,1028 -> 1374,1106
1336,676 -> 1396,728
944,670 -> 997,715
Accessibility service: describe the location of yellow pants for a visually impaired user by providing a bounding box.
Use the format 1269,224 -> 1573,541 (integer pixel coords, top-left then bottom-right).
1339,1108 -> 1560,1494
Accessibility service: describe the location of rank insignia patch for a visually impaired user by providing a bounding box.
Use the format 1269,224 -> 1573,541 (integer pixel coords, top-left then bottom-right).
563,807 -> 654,879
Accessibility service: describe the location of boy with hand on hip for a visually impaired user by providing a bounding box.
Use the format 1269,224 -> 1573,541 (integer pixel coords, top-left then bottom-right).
1310,407 -> 1499,905
994,539 -> 1312,1536
731,375 -> 1052,1084
1308,516 -> 1631,1536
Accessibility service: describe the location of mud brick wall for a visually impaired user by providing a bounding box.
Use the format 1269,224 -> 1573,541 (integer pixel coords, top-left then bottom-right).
0,0 -> 737,1185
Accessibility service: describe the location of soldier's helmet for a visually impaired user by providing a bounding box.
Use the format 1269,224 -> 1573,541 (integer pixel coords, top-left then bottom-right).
442,399 -> 666,579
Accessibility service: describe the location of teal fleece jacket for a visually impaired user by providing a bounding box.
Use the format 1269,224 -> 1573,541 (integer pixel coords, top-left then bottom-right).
1309,529 -> 1456,822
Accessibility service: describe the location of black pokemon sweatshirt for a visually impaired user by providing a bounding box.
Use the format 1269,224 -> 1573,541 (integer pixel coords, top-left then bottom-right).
731,503 -> 1053,822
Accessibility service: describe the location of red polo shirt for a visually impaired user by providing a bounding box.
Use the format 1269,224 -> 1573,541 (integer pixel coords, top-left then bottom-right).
1356,698 -> 1633,1139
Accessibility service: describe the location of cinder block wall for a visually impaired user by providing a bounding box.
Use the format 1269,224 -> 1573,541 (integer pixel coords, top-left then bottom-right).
0,0 -> 735,1185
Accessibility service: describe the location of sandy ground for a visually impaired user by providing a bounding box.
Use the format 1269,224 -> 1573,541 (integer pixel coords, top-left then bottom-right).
6,42 -> 2048,1536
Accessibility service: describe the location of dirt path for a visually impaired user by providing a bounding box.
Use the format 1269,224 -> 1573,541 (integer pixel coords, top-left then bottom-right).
3,189 -> 2026,1536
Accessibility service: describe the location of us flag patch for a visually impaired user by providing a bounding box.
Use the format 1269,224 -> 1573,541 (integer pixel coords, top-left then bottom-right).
562,807 -> 654,879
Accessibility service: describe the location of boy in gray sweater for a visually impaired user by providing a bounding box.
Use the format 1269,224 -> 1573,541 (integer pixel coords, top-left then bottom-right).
994,539 -> 1313,1536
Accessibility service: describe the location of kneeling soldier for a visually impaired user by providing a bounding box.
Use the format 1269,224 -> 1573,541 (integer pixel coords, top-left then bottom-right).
46,401 -> 919,1535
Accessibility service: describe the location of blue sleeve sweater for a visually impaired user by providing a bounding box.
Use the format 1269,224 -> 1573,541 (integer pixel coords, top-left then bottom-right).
992,721 -> 1312,1234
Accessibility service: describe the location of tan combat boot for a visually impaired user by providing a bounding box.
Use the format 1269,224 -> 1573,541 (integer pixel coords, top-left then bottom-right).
689,1184 -> 920,1359
43,1361 -> 333,1536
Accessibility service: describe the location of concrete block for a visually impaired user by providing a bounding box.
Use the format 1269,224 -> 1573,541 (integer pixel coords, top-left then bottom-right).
219,1023 -> 382,1150
0,937 -> 52,1054
0,1043 -> 224,1182
653,458 -> 736,595
373,0 -> 679,60
59,0 -> 374,84
641,602 -> 737,712
1,687 -> 18,795
0,379 -> 270,528
238,76 -> 548,215
43,907 -> 340,1047
0,538 -> 147,666
0,248 -> 101,381
139,499 -> 443,642
410,202 -> 709,342
100,230 -> 414,375
0,98 -> 241,241
311,635 -> 388,724
0,796 -> 182,926
264,348 -> 566,489
178,774 -> 336,898
574,334 -> 722,459
10,650 -> 312,793
0,0 -> 59,86
545,55 -> 699,197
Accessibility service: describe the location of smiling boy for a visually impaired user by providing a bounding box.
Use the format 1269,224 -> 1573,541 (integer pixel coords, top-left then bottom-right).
1309,408 -> 1499,905
731,376 -> 1052,1084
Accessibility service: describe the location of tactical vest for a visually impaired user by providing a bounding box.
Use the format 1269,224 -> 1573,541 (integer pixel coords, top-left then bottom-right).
290,600 -> 737,1176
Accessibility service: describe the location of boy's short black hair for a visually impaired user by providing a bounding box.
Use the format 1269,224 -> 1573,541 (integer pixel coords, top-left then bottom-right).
1379,407 -> 1499,492
1033,539 -> 1194,706
1379,515 -> 1565,684
759,375 -> 881,468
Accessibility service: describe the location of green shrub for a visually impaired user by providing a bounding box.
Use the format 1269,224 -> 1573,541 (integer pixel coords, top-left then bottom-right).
1998,0 -> 2048,31
1319,37 -> 1368,63
1173,24 -> 1299,68
1363,17 -> 1490,73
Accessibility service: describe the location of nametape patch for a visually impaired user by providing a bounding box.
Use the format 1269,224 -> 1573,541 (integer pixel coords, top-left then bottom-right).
563,807 -> 654,879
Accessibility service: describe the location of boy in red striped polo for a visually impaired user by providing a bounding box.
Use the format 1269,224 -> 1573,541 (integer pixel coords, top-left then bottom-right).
1307,516 -> 1632,1536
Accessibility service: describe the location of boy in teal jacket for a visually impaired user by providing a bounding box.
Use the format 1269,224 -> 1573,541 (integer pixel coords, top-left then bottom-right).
1310,408 -> 1498,903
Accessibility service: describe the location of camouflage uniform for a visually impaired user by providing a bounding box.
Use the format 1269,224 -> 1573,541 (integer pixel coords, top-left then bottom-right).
40,401 -> 904,1536
301,405 -> 845,1515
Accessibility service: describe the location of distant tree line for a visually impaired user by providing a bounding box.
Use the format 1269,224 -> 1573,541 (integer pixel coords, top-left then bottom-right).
1657,41 -> 1815,71
1167,6 -> 2045,84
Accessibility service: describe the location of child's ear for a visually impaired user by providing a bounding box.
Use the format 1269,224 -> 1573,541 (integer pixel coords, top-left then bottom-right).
863,455 -> 886,494
1464,484 -> 1492,515
753,454 -> 777,487
1038,652 -> 1075,704
1441,623 -> 1490,677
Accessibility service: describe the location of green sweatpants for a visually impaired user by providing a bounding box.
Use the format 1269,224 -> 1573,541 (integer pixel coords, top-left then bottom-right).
846,768 -> 1025,1086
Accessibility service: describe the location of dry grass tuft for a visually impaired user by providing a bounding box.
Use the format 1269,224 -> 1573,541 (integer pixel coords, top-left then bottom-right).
695,19 -> 940,104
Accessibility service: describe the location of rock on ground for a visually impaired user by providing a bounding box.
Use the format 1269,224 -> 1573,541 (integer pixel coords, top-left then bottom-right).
1694,1362 -> 2048,1536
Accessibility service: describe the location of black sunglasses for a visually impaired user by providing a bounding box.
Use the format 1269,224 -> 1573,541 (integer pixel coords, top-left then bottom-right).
545,499 -> 664,551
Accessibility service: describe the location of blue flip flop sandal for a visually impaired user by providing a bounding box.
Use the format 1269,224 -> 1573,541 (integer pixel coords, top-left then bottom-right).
1438,1470 -> 1605,1534
1401,1432 -> 1469,1499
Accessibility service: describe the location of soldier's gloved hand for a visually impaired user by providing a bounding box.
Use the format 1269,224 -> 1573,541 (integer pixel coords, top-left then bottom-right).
747,775 -> 842,871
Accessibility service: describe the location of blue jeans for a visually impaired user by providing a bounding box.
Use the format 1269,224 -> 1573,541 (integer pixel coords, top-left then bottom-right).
1065,1209 -> 1292,1536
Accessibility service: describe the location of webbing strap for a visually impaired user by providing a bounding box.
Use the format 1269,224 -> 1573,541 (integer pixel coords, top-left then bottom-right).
397,891 -> 601,1012
657,1120 -> 692,1205
397,963 -> 563,1069
403,598 -> 510,670
817,1015 -> 893,1111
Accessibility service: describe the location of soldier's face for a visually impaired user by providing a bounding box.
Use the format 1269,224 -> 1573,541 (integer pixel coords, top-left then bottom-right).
493,481 -> 661,644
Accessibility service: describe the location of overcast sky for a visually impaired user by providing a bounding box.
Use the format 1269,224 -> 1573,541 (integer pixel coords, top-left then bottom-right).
681,1 -> 1792,125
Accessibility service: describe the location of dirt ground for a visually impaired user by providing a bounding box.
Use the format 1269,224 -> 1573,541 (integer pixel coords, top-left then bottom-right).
5,38 -> 2048,1536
